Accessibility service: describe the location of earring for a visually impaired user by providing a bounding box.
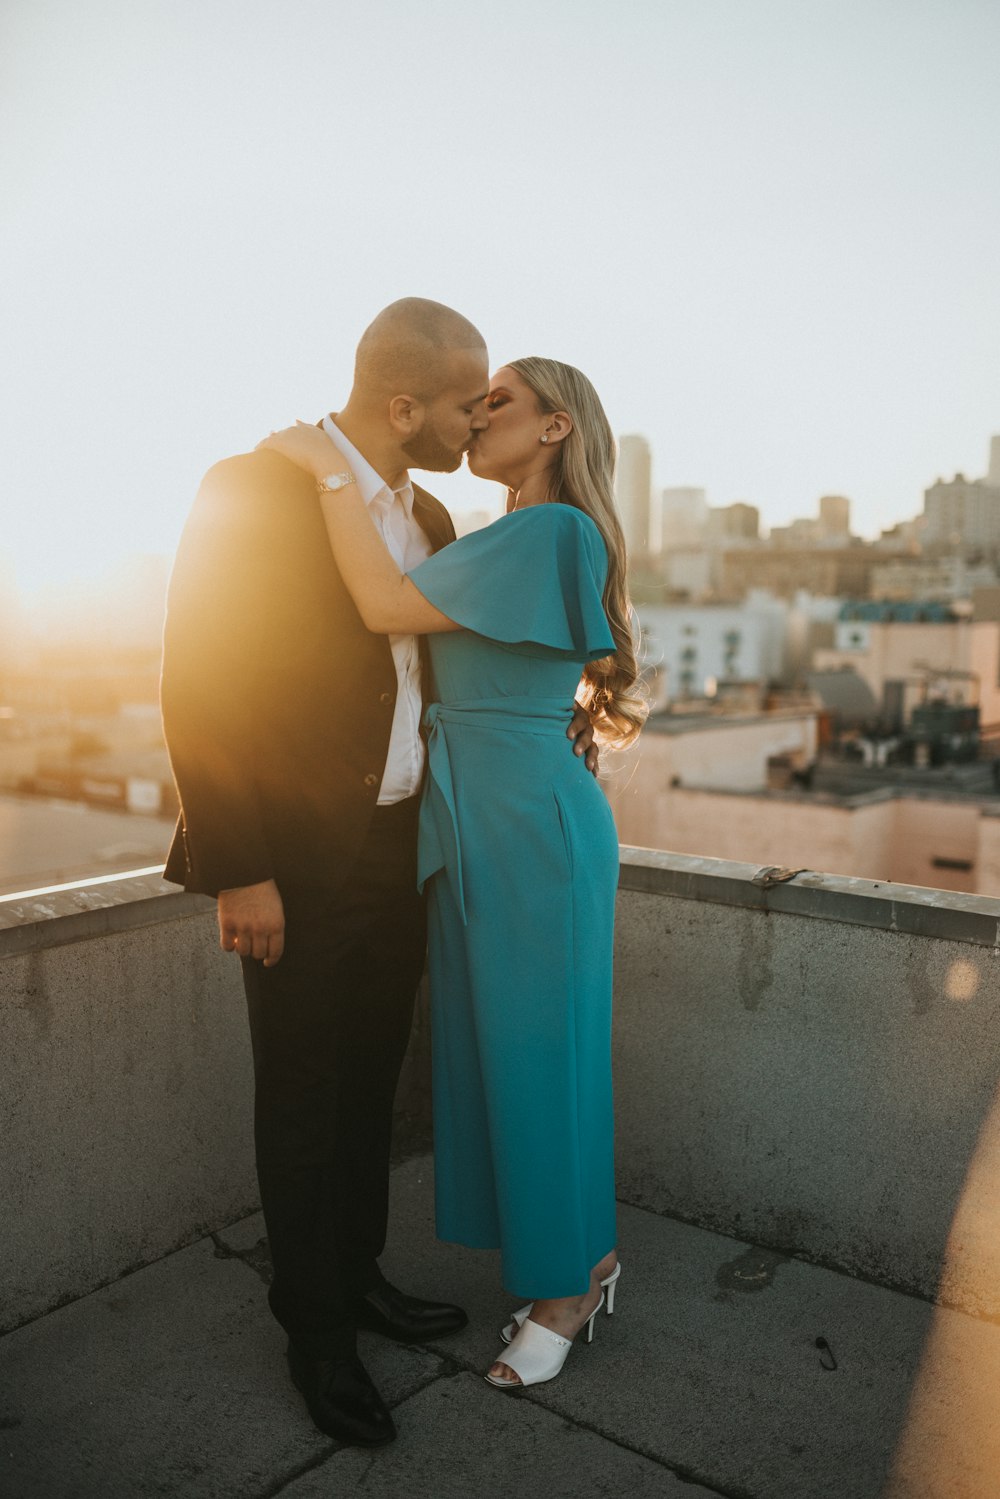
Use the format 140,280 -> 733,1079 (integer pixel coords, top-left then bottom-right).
540,435 -> 549,444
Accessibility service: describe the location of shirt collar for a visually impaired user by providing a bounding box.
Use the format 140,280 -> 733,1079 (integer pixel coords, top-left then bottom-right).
321,415 -> 415,519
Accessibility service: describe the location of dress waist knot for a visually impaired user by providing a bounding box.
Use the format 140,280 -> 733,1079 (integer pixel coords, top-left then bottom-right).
417,697 -> 574,924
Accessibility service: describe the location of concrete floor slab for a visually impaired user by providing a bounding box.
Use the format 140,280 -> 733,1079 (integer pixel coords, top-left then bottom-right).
0,1231 -> 440,1499
278,1373 -> 723,1498
5,1155 -> 1000,1499
214,1210 -> 267,1257
379,1157 -> 1000,1499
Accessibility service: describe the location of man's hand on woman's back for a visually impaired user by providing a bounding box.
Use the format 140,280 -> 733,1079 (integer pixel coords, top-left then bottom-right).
568,702 -> 600,776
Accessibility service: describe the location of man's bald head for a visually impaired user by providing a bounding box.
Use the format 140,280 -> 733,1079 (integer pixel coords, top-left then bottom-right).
353,297 -> 487,404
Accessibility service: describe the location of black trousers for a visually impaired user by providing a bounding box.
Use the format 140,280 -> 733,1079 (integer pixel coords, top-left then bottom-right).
241,796 -> 426,1357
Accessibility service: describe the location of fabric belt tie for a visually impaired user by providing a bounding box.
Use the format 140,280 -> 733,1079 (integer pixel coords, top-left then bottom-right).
417,697 -> 574,925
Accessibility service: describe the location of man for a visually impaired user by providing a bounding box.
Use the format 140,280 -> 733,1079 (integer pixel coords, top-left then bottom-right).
160,298 -> 597,1447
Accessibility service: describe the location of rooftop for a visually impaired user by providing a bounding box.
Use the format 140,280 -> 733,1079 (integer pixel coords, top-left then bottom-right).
838,600 -> 958,622
5,853 -> 1000,1497
809,757 -> 1000,804
0,792 -> 175,897
643,705 -> 815,735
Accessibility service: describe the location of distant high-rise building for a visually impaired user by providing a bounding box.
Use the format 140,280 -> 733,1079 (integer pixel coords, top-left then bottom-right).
988,435 -> 1000,487
922,437 -> 1000,549
707,502 -> 760,542
818,494 -> 851,538
722,544 -> 895,600
615,434 -> 653,556
660,487 -> 708,549
636,597 -> 788,702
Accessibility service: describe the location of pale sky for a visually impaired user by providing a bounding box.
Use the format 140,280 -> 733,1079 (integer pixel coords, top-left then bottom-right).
3,0 -> 999,593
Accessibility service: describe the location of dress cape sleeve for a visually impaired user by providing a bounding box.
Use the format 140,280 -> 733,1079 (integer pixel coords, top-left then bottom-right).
408,503 -> 614,660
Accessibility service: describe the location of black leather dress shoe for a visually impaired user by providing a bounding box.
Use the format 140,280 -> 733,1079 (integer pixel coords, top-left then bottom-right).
287,1342 -> 396,1447
354,1280 -> 468,1344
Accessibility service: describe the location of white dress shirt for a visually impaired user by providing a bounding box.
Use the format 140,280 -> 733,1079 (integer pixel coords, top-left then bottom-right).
322,416 -> 432,803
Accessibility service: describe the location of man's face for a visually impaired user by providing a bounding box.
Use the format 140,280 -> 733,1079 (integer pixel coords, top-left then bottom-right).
401,348 -> 491,472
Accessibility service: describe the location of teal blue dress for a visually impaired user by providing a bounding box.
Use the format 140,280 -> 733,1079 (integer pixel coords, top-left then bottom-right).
407,502 -> 620,1299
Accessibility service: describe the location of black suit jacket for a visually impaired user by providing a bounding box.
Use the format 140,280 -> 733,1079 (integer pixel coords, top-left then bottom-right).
160,447 -> 456,897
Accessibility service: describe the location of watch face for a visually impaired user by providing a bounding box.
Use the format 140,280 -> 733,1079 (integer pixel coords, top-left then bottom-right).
322,471 -> 351,491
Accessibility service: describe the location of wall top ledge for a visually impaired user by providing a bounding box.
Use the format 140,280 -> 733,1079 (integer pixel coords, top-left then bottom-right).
619,845 -> 1000,951
3,852 -> 1000,960
661,783 -> 899,810
0,869 -> 212,958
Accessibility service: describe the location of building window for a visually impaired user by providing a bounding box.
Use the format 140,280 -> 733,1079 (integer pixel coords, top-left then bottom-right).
723,627 -> 741,674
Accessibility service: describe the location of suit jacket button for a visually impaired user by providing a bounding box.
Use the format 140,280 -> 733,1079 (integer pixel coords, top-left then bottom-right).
379,691 -> 392,704
364,773 -> 378,788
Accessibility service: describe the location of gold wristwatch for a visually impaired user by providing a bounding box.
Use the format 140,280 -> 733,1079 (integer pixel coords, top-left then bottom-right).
317,471 -> 356,493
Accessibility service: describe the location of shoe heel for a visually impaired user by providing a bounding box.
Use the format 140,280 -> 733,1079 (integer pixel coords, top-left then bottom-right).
602,1261 -> 622,1316
584,1295 -> 603,1345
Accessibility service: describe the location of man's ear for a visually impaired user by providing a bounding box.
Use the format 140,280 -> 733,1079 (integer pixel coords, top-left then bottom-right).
388,394 -> 425,437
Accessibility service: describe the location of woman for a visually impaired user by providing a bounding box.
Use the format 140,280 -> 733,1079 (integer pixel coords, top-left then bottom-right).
263,357 -> 646,1389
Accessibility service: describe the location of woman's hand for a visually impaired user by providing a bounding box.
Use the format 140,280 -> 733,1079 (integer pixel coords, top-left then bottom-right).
258,421 -> 344,481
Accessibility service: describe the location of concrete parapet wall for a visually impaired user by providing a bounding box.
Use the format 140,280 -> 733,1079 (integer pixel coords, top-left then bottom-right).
0,872 -> 431,1334
613,848 -> 1000,1315
5,852 -> 1000,1331
1,876 -> 256,1333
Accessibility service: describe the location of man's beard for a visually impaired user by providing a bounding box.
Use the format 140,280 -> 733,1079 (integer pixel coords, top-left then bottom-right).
401,424 -> 465,473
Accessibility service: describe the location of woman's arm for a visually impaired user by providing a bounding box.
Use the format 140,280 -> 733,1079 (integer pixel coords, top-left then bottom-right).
319,485 -> 461,635
260,426 -> 601,771
260,425 -> 460,636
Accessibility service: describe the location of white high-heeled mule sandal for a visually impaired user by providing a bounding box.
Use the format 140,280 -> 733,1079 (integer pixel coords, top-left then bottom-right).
485,1292 -> 605,1389
499,1260 -> 622,1346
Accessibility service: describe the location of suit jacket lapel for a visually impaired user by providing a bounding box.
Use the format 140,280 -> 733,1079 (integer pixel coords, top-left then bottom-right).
412,484 -> 456,554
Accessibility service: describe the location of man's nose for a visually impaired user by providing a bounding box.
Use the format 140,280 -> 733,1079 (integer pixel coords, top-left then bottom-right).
470,402 -> 490,430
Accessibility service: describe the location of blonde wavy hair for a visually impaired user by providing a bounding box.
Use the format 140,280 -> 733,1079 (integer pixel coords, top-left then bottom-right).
509,357 -> 648,748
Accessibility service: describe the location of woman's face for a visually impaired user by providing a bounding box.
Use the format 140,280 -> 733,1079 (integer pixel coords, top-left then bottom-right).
466,366 -> 549,486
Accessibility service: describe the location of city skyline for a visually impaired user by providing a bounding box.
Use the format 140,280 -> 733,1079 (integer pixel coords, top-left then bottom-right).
4,0 -> 999,592
5,423 -> 1000,614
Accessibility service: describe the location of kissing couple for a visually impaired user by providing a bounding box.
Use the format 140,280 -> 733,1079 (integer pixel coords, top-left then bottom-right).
161,297 -> 646,1445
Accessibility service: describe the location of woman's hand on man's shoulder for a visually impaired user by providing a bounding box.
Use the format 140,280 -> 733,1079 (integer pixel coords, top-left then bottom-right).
257,422 -> 342,480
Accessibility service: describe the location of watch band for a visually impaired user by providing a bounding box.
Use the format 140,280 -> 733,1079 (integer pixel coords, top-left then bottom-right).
317,470 -> 356,493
